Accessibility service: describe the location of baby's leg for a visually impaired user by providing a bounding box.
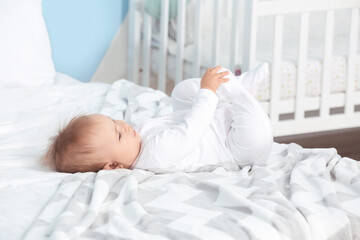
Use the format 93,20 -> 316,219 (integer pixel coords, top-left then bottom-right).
171,78 -> 201,111
172,69 -> 272,166
221,76 -> 273,167
171,62 -> 269,110
216,63 -> 268,100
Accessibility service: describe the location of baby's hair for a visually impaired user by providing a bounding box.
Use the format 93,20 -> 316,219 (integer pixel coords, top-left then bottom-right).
41,114 -> 104,173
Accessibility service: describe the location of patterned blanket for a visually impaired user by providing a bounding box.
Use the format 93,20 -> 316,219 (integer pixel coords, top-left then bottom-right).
22,80 -> 360,240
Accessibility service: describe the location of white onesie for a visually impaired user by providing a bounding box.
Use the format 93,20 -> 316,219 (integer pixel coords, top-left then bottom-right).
131,67 -> 273,173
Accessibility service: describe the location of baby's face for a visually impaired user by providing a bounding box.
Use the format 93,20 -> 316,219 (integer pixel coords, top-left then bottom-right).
89,114 -> 142,170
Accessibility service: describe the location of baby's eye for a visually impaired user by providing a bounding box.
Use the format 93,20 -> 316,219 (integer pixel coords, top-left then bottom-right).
118,133 -> 121,140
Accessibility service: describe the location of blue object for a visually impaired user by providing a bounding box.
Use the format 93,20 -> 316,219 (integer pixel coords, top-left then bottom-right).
42,0 -> 129,82
145,0 -> 189,20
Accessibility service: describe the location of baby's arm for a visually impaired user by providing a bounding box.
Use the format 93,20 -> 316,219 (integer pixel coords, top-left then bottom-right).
143,67 -> 229,170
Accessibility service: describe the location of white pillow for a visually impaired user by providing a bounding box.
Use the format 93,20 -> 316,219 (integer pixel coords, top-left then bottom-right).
0,0 -> 55,88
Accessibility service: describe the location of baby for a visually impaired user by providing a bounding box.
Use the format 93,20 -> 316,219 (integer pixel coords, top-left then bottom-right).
43,64 -> 273,173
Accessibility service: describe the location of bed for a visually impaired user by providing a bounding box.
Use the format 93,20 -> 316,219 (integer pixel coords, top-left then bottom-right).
1,76 -> 360,240
127,0 -> 360,137
1,0 -> 360,239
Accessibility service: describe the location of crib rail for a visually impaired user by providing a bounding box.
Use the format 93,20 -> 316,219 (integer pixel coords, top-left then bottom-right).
243,0 -> 360,135
127,0 -> 360,136
255,0 -> 360,16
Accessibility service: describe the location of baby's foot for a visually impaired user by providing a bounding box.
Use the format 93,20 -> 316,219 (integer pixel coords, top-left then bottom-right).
237,62 -> 269,96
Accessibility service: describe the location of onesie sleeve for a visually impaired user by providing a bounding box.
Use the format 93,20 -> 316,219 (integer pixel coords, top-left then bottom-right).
137,88 -> 219,172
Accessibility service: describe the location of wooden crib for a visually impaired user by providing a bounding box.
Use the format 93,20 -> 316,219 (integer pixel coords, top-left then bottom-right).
126,0 -> 360,137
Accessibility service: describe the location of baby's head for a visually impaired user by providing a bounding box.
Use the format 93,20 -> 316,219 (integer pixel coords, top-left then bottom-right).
43,114 -> 141,173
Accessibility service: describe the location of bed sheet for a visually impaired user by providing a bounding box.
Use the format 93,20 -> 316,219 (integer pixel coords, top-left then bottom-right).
0,73 -> 109,168
0,77 -> 360,240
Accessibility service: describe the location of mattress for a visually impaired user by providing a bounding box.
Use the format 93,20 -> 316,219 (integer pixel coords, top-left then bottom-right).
1,74 -> 360,239
255,56 -> 360,101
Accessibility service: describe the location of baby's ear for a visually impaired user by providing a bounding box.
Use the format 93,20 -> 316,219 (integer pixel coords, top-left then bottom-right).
102,162 -> 123,170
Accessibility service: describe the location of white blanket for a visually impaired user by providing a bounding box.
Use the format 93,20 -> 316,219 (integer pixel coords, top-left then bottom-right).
0,78 -> 359,240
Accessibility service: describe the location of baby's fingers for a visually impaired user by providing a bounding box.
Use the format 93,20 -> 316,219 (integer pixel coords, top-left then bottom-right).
221,77 -> 230,83
210,66 -> 222,72
217,71 -> 229,77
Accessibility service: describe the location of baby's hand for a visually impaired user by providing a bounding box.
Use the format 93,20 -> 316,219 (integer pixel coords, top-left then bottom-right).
200,66 -> 229,93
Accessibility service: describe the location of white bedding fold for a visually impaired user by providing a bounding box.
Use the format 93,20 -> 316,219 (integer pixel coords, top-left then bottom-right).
18,143 -> 360,240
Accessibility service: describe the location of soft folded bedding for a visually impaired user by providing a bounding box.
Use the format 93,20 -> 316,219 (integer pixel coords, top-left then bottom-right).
0,74 -> 171,168
0,76 -> 359,240
1,143 -> 359,240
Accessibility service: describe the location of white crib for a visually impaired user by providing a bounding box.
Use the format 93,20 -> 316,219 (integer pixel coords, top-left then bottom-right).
126,0 -> 360,137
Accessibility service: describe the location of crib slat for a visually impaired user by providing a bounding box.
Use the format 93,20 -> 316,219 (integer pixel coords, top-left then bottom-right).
230,0 -> 240,71
142,13 -> 151,87
212,0 -> 220,67
127,0 -> 139,83
320,10 -> 334,118
270,15 -> 283,123
159,0 -> 169,92
295,12 -> 309,121
242,0 -> 258,72
127,1 -> 133,81
192,0 -> 202,77
175,0 -> 186,85
345,8 -> 359,115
